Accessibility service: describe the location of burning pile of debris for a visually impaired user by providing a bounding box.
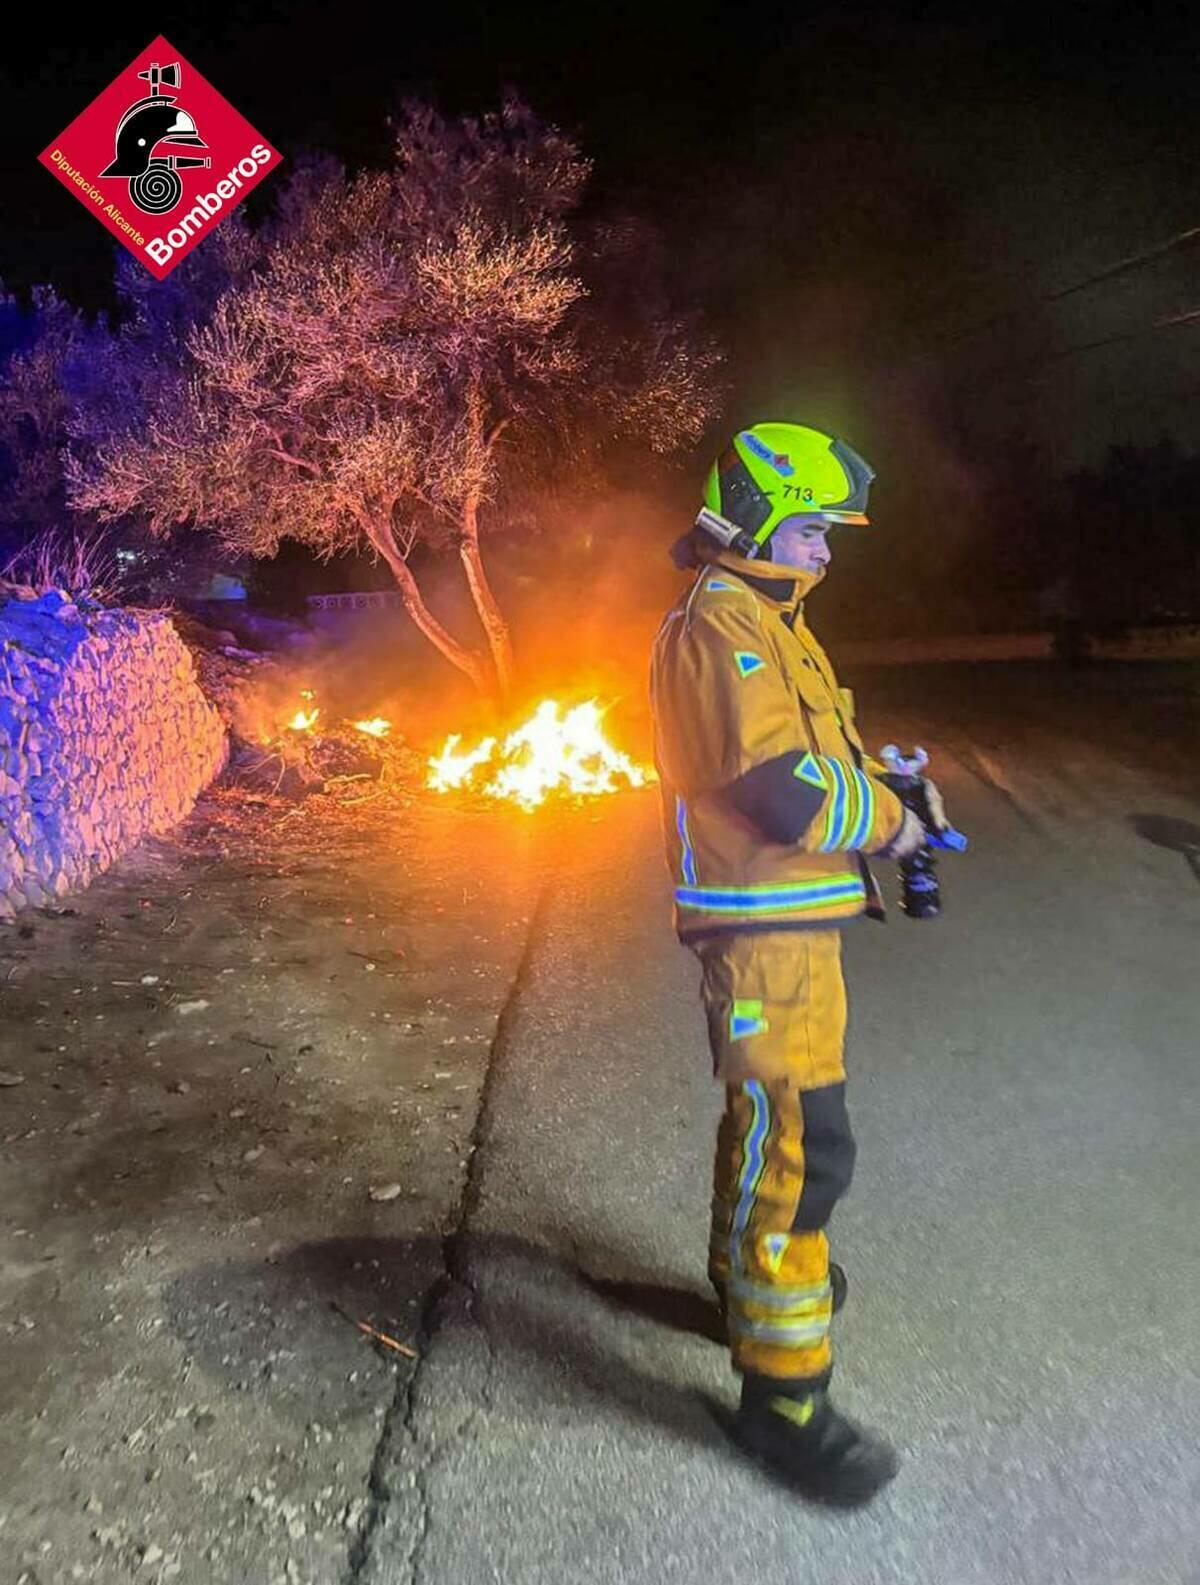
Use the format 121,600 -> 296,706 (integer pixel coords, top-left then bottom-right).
426,698 -> 654,812
174,612 -> 656,815
225,688 -> 427,802
168,612 -> 418,803
230,684 -> 657,811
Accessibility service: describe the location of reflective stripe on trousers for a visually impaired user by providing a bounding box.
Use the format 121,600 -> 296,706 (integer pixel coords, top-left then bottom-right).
700,930 -> 855,1381
709,1081 -> 846,1379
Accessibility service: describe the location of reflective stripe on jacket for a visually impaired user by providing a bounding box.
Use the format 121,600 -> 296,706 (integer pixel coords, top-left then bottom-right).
649,549 -> 904,941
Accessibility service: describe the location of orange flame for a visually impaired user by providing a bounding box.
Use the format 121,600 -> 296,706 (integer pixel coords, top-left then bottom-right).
427,699 -> 654,812
354,717 -> 391,738
289,707 -> 320,731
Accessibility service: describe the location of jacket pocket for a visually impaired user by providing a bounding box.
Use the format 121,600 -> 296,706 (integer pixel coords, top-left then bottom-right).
792,662 -> 838,714
791,665 -> 843,759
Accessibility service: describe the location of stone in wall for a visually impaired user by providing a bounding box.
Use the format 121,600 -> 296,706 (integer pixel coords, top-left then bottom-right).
0,590 -> 228,920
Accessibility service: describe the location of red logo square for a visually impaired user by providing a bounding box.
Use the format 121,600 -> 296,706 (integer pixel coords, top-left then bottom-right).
37,35 -> 282,280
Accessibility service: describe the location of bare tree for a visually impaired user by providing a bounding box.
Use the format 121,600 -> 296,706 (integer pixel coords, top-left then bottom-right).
0,283 -> 97,545
0,220 -> 260,582
66,97 -> 724,704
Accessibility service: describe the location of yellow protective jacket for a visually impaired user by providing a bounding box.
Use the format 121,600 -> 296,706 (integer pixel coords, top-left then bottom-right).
649,548 -> 905,942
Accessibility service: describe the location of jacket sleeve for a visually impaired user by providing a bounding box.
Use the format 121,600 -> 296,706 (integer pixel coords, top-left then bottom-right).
663,602 -> 905,854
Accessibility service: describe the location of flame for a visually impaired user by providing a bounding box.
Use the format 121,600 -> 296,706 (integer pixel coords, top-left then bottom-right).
275,694 -> 391,741
428,732 -> 499,792
427,699 -> 654,811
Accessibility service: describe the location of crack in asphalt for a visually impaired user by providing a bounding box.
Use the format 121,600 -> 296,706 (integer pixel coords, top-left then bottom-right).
343,881 -> 553,1585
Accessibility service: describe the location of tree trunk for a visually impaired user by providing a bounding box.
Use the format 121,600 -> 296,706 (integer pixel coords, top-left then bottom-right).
357,505 -> 494,696
459,495 -> 516,707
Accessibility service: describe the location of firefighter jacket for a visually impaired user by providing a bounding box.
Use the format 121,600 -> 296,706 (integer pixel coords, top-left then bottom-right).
649,548 -> 905,942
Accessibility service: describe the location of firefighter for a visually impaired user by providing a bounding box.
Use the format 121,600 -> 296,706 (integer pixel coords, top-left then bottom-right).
649,422 -> 927,1506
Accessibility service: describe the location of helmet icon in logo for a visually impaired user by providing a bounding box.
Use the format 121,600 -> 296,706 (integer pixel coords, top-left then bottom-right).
100,60 -> 211,216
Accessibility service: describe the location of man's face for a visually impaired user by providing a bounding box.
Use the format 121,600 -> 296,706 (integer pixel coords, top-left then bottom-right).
768,514 -> 833,575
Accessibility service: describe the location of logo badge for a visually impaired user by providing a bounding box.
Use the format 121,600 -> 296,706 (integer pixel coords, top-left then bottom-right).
740,431 -> 796,479
38,35 -> 282,280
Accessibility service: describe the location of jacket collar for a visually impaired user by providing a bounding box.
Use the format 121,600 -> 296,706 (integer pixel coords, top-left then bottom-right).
709,548 -> 822,620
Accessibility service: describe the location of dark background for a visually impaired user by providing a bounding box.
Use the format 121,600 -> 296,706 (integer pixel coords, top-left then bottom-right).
4,1 -> 1200,634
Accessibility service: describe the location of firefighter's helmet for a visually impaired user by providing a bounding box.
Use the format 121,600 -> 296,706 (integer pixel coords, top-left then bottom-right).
100,99 -> 208,179
700,423 -> 876,558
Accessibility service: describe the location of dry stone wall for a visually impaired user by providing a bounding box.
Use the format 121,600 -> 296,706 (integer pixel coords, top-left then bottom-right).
0,591 -> 227,919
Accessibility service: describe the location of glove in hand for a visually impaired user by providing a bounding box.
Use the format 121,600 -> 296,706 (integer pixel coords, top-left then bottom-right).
874,806 -> 925,860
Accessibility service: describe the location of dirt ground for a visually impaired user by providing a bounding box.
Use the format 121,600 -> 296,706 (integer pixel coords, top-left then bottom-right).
0,775 -> 552,1584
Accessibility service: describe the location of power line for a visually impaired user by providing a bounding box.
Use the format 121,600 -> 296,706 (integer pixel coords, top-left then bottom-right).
1044,227 -> 1200,305
961,305 -> 1200,389
927,222 -> 1200,352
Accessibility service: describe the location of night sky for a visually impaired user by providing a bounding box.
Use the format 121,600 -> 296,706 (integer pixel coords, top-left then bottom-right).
5,2 -> 1200,484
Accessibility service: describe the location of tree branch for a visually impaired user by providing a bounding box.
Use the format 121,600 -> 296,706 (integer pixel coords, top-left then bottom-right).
265,426 -> 321,474
266,448 -> 321,474
346,495 -> 492,691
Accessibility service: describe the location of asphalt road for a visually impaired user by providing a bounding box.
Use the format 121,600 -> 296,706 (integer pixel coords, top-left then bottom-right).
367,662 -> 1200,1585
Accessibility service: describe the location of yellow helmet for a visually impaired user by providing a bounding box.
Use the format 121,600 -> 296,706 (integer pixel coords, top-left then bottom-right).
701,422 -> 876,556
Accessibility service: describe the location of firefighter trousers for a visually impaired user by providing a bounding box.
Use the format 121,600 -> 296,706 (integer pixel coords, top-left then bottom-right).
696,929 -> 854,1382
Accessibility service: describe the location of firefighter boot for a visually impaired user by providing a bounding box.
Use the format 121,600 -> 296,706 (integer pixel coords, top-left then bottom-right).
713,1261 -> 847,1330
730,1371 -> 899,1507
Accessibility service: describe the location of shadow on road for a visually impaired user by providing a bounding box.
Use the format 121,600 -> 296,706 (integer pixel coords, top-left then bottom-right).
164,1234 -> 733,1453
577,1271 -> 726,1343
1129,812 -> 1200,885
161,1236 -> 435,1432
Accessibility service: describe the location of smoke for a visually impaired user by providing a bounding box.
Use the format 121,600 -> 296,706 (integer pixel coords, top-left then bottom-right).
222,490 -> 690,762
493,488 -> 690,758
